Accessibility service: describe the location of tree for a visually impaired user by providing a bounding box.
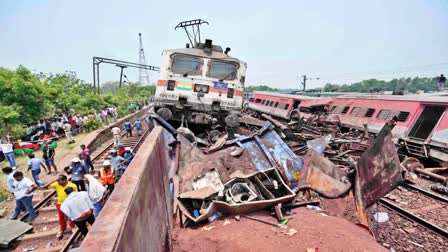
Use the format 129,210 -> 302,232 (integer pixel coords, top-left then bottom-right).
244,85 -> 279,92
0,65 -> 155,139
322,77 -> 439,93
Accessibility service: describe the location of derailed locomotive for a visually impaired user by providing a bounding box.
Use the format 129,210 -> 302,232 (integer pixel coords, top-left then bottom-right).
154,20 -> 246,127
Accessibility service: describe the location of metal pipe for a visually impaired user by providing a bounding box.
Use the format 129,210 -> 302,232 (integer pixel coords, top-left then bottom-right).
415,168 -> 448,185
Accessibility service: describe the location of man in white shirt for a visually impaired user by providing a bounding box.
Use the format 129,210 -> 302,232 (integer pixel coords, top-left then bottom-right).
111,126 -> 121,144
61,187 -> 95,237
63,121 -> 75,144
1,140 -> 16,169
11,171 -> 38,222
2,167 -> 15,193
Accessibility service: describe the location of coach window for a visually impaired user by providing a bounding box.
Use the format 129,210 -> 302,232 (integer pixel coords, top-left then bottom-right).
377,109 -> 391,120
269,101 -> 274,107
208,60 -> 238,80
274,102 -> 279,107
341,106 -> 350,114
397,111 -> 410,122
365,108 -> 375,117
171,54 -> 203,76
255,98 -> 261,103
351,107 -> 361,116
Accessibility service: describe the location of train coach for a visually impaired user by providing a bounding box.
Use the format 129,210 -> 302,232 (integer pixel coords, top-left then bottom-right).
248,91 -> 448,164
247,91 -> 319,120
326,94 -> 448,163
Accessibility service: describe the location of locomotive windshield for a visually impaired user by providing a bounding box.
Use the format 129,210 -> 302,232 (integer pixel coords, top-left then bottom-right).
171,54 -> 203,75
208,60 -> 238,80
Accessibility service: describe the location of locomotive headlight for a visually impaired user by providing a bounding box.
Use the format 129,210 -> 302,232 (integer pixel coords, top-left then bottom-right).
194,84 -> 209,94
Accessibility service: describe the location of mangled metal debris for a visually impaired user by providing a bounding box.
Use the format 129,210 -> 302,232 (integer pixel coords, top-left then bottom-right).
177,168 -> 295,223
149,108 -> 406,233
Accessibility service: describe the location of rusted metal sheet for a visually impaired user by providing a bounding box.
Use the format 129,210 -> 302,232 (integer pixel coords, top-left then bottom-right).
80,127 -> 173,252
354,122 -> 403,225
298,150 -> 351,198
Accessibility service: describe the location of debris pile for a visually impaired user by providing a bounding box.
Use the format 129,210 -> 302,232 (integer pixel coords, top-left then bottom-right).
149,107 -> 414,249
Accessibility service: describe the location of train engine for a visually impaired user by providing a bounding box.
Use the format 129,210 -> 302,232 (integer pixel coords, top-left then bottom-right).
154,20 -> 246,127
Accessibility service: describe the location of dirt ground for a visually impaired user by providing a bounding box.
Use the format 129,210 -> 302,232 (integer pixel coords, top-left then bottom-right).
173,208 -> 386,252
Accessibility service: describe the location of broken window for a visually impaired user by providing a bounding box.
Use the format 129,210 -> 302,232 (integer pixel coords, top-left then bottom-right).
408,106 -> 446,140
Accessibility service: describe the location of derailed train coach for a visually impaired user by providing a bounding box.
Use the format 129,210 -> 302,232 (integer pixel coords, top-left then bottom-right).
154,38 -> 247,127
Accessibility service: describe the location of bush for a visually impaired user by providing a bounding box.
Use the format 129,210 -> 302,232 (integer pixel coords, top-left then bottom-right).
83,118 -> 102,132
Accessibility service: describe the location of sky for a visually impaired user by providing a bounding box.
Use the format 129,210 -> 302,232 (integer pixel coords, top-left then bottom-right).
1,0 -> 447,89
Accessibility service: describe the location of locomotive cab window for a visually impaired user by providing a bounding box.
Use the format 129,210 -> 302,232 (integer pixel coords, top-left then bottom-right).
171,54 -> 203,76
208,60 -> 238,80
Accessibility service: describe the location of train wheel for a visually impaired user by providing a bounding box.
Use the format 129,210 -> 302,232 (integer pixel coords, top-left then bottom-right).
156,108 -> 173,121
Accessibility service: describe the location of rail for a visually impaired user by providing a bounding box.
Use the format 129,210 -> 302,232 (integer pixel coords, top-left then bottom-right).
403,183 -> 448,204
379,198 -> 448,239
60,126 -> 152,251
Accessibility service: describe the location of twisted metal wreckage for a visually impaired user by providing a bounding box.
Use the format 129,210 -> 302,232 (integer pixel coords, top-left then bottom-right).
149,109 -> 404,230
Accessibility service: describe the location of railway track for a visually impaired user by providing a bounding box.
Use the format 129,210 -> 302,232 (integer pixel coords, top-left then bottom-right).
375,184 -> 448,251
11,124 -> 151,252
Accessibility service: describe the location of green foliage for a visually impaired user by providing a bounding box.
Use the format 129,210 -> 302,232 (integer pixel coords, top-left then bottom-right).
244,85 -> 279,92
322,77 -> 439,93
0,66 -> 154,139
83,118 -> 102,132
0,188 -> 11,202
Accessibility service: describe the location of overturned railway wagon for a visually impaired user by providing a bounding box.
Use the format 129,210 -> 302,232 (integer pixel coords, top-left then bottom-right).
248,91 -> 448,164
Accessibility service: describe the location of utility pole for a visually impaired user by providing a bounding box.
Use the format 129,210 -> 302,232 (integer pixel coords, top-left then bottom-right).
116,64 -> 127,88
300,75 -> 319,92
138,33 -> 150,85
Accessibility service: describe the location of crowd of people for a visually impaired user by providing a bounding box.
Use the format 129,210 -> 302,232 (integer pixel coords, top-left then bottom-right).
3,139 -> 136,238
1,100 -> 151,238
23,113 -> 90,142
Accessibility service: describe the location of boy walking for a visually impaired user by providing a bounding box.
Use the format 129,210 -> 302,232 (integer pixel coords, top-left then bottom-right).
27,153 -> 47,186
